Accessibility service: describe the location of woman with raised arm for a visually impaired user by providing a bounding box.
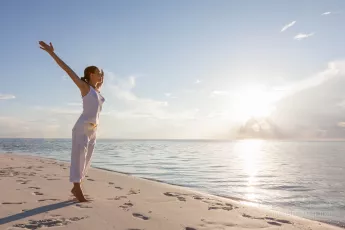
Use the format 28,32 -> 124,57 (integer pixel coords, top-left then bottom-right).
39,41 -> 105,202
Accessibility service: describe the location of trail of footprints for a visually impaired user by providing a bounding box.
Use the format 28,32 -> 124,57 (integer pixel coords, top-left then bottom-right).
11,216 -> 88,229
105,182 -> 150,220
3,161 -> 294,229
161,192 -> 294,229
163,191 -> 238,211
242,214 -> 293,227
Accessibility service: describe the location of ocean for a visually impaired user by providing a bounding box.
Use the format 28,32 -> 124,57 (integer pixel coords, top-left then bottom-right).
1,138 -> 344,227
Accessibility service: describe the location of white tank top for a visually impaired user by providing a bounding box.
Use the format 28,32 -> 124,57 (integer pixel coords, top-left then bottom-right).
77,86 -> 105,125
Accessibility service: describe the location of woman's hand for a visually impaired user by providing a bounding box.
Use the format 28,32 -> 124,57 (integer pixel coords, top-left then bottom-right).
39,41 -> 54,53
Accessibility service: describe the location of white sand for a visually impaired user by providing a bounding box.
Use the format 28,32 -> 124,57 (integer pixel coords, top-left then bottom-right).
0,153 -> 342,230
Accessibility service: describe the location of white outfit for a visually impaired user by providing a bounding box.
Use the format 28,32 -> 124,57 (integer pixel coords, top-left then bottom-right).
69,86 -> 105,183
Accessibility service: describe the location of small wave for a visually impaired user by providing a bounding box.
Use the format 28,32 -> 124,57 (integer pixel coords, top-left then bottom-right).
265,185 -> 314,192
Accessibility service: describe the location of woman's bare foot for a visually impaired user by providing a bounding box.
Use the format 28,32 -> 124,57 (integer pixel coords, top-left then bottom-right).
71,183 -> 87,202
71,187 -> 77,197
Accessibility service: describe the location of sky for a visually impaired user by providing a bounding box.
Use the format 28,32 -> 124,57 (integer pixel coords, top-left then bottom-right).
1,0 -> 345,139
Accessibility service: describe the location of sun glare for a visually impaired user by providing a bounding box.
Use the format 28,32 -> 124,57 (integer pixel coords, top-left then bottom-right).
233,85 -> 276,122
234,139 -> 264,203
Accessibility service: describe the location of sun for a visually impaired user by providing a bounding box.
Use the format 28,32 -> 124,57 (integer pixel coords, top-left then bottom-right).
233,85 -> 276,122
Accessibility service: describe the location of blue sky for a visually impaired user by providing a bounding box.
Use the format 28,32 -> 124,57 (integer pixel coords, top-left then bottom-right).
1,0 -> 345,139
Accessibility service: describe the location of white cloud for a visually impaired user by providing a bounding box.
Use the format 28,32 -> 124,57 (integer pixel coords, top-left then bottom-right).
0,94 -> 15,100
263,60 -> 345,139
109,108 -> 199,121
105,72 -> 170,119
33,106 -> 81,115
321,11 -> 332,15
293,33 -> 314,41
321,11 -> 342,16
195,79 -> 202,84
281,21 -> 296,32
278,60 -> 343,96
210,90 -> 229,97
337,122 -> 345,128
164,93 -> 177,99
0,116 -> 64,138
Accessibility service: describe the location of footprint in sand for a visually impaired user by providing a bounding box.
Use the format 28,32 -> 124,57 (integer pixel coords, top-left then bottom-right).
132,213 -> 149,220
12,216 -> 88,229
38,199 -> 60,202
87,178 -> 95,181
2,202 -> 26,205
267,221 -> 282,226
76,204 -> 92,209
200,219 -> 236,228
208,202 -> 235,211
108,182 -> 114,185
29,186 -> 41,190
193,195 -> 203,200
128,189 -> 140,195
33,191 -> 44,196
208,206 -> 233,211
119,202 -> 133,211
107,196 -> 127,201
47,178 -> 60,181
242,214 -> 292,226
163,192 -> 186,202
185,227 -> 197,230
16,179 -> 31,185
265,217 -> 292,224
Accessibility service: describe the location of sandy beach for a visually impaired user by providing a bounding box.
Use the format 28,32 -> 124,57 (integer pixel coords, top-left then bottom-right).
0,153 -> 342,230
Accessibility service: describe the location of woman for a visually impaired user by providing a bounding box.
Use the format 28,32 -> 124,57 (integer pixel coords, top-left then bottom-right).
39,41 -> 105,202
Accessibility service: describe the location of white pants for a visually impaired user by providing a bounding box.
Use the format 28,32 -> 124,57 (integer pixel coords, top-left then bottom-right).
69,122 -> 97,183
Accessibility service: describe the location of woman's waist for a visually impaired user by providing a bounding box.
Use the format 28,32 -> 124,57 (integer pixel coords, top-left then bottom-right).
75,115 -> 99,126
73,119 -> 98,133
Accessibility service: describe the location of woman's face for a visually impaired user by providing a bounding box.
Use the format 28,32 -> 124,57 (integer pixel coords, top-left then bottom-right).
90,68 -> 102,83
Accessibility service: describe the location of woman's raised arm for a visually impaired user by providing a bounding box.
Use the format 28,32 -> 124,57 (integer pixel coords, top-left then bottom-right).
39,41 -> 88,93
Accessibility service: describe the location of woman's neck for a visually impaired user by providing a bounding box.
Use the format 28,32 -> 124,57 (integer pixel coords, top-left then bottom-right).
89,83 -> 97,89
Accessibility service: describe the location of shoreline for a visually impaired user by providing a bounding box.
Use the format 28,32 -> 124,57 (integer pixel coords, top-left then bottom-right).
76,165 -> 345,229
1,152 -> 344,229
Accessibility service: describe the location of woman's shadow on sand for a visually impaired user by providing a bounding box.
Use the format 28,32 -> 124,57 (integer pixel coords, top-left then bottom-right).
0,200 -> 77,225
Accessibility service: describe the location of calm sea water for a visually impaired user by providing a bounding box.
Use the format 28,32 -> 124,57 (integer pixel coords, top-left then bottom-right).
1,138 -> 344,227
